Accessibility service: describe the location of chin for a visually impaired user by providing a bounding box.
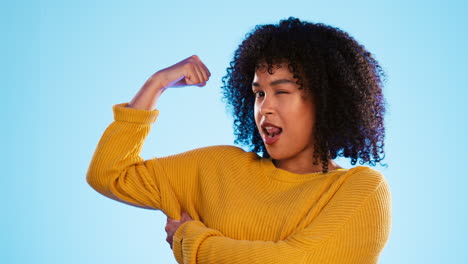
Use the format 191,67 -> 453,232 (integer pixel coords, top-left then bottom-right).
264,148 -> 289,160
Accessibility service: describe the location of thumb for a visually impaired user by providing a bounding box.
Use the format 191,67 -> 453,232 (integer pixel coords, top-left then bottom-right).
196,82 -> 207,87
167,74 -> 187,88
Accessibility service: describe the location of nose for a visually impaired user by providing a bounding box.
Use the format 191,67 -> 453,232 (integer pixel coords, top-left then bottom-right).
259,95 -> 275,116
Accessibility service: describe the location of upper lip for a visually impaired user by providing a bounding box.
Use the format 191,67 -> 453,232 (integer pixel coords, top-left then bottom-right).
260,121 -> 282,135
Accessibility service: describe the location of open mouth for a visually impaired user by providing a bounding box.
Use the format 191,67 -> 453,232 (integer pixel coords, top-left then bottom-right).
262,123 -> 282,145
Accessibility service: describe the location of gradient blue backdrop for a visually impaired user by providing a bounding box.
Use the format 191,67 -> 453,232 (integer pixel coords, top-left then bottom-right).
3,0 -> 467,263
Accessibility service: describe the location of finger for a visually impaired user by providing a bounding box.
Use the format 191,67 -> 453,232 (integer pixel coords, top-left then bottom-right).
181,211 -> 192,221
166,226 -> 178,236
184,64 -> 202,86
167,216 -> 181,224
165,223 -> 177,232
199,60 -> 211,79
184,56 -> 202,85
166,220 -> 180,229
166,235 -> 173,249
196,82 -> 207,88
192,63 -> 206,86
190,56 -> 207,84
166,220 -> 180,233
194,64 -> 209,87
183,73 -> 198,86
192,55 -> 210,78
194,60 -> 209,82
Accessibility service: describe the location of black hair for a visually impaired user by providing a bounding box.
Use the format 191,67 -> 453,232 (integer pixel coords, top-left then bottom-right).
222,17 -> 387,173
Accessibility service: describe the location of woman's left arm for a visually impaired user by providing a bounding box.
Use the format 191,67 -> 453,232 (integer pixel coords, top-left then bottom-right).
169,179 -> 391,264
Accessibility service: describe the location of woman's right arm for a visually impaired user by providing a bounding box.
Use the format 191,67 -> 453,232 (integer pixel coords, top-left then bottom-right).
86,55 -> 211,218
127,55 -> 211,111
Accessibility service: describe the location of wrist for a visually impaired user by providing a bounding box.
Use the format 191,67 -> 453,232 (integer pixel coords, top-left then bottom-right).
172,220 -> 192,264
149,71 -> 169,94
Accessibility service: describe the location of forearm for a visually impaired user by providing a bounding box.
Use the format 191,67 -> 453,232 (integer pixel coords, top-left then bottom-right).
172,180 -> 390,264
172,221 -> 306,264
127,55 -> 210,111
127,72 -> 166,111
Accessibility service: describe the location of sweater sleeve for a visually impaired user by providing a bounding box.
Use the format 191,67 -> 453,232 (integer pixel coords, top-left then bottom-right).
86,103 -> 184,219
172,175 -> 391,264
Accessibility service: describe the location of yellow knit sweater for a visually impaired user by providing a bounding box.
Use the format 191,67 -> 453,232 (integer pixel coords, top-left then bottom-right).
87,103 -> 391,264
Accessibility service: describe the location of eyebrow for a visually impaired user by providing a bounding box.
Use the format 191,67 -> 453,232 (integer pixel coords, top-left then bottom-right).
252,79 -> 295,87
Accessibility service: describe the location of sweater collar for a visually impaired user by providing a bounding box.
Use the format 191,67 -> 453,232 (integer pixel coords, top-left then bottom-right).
260,158 -> 348,183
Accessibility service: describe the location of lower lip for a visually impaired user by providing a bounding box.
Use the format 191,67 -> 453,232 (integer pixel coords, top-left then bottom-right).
264,133 -> 281,145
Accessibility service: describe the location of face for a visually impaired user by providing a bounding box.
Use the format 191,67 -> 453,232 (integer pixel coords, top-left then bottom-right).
253,63 -> 317,163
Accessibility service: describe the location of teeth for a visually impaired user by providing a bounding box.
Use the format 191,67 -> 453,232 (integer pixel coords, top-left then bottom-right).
263,125 -> 281,138
264,126 -> 278,137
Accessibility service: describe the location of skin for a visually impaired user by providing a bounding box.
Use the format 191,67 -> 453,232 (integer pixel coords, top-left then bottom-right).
127,55 -> 210,111
126,55 -> 206,247
253,63 -> 342,174
165,212 -> 192,249
126,56 -> 341,248
127,55 -> 206,248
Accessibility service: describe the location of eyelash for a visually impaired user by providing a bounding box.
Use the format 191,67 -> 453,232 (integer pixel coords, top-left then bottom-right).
253,91 -> 288,98
254,91 -> 265,98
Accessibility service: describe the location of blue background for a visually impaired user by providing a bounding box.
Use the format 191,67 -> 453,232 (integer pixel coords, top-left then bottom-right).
3,0 -> 467,263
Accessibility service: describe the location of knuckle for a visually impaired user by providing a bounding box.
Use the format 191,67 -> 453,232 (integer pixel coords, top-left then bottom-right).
185,63 -> 196,71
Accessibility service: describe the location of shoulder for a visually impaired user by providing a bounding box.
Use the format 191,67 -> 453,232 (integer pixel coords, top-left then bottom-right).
176,145 -> 259,163
340,166 -> 390,200
155,145 -> 261,170
183,145 -> 249,156
346,166 -> 387,185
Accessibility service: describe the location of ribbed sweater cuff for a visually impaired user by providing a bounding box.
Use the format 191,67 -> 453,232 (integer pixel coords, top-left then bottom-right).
112,103 -> 159,124
173,220 -> 223,264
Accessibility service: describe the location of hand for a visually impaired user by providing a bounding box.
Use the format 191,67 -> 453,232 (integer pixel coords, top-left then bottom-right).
127,55 -> 210,110
165,212 -> 193,249
154,55 -> 211,90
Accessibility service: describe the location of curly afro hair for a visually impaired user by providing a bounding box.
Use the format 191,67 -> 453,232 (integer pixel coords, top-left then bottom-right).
221,17 -> 387,173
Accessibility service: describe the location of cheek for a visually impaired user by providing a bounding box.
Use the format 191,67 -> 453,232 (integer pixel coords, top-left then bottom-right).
286,103 -> 315,133
254,104 -> 261,121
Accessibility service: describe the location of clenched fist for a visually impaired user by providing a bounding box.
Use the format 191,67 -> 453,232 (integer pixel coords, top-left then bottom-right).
127,55 -> 211,110
154,55 -> 211,90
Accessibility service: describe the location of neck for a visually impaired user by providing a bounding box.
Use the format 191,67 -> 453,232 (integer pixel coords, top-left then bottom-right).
273,158 -> 342,174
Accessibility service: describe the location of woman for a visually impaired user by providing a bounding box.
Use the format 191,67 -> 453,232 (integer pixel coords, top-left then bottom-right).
87,17 -> 391,263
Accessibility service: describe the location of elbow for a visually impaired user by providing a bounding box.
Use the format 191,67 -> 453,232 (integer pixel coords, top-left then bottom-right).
86,166 -> 157,211
85,162 -> 109,195
86,169 -> 98,190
